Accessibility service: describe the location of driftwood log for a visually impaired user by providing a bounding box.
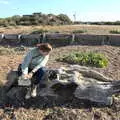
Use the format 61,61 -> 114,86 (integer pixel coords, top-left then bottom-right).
6,65 -> 120,106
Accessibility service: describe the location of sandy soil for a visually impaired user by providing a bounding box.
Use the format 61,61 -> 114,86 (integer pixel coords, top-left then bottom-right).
0,45 -> 120,120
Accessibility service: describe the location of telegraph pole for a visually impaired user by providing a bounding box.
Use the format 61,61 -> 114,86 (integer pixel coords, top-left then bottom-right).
73,12 -> 76,22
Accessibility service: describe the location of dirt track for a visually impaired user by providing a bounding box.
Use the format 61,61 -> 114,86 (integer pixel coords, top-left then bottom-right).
0,45 -> 120,120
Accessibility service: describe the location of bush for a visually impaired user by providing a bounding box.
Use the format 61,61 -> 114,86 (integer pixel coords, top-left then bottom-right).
58,52 -> 108,68
0,13 -> 72,26
0,19 -> 9,27
72,30 -> 86,33
30,29 -> 48,34
109,30 -> 120,34
57,14 -> 72,24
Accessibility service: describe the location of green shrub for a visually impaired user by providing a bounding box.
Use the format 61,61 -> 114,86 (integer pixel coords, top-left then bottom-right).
31,29 -> 48,34
58,52 -> 108,68
72,30 -> 86,33
109,30 -> 120,34
57,14 -> 72,24
0,13 -> 72,26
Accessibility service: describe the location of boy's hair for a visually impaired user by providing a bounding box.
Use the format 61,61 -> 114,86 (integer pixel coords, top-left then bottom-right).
37,43 -> 52,52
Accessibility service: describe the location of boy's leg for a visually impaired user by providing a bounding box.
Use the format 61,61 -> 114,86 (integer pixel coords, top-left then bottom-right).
33,67 -> 45,84
31,67 -> 45,97
17,64 -> 22,76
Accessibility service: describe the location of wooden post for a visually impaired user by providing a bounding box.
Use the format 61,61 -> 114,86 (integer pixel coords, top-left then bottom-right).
70,34 -> 75,45
0,34 -> 4,42
42,33 -> 46,43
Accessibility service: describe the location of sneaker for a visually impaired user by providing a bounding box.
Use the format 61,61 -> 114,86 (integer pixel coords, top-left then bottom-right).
31,85 -> 37,97
25,89 -> 31,99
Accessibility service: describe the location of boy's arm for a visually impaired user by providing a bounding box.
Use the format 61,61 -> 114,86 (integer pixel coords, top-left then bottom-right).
32,55 -> 49,73
21,50 -> 33,75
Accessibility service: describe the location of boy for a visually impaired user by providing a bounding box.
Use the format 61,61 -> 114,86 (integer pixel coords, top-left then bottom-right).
18,43 -> 52,99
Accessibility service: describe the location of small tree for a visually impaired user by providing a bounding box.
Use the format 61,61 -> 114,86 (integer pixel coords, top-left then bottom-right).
57,14 -> 72,24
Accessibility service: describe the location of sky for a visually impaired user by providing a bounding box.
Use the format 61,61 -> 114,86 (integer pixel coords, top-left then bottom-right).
0,0 -> 120,22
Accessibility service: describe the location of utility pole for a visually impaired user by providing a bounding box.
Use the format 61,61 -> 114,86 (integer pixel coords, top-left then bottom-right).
73,12 -> 76,22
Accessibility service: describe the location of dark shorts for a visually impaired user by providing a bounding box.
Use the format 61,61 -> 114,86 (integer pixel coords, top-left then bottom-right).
18,64 -> 45,84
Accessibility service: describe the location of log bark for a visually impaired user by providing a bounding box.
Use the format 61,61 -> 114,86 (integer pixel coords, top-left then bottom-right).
6,65 -> 120,106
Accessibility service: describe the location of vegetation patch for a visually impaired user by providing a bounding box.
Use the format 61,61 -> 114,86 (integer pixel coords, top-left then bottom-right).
72,29 -> 86,33
0,47 -> 14,55
0,13 -> 72,27
0,47 -> 25,55
109,30 -> 120,34
57,52 -> 108,68
31,29 -> 48,34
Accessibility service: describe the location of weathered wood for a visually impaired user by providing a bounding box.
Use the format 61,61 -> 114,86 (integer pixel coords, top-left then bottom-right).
1,33 -> 120,46
20,34 -> 41,46
75,34 -> 106,45
4,34 -> 18,40
46,33 -> 72,39
6,65 -> 120,106
21,34 -> 41,39
5,70 -> 18,91
46,33 -> 72,47
109,35 -> 120,46
69,65 -> 113,82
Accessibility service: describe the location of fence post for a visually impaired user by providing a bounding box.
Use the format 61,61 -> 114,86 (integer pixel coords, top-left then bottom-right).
0,34 -> 4,42
2,34 -> 4,39
70,33 -> 75,45
42,33 -> 46,43
17,34 -> 21,44
101,38 -> 105,45
37,34 -> 41,43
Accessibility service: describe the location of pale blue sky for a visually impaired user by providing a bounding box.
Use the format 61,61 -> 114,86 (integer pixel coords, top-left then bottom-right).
0,0 -> 120,21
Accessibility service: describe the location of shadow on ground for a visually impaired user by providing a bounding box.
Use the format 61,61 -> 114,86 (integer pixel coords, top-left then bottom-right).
0,83 -> 120,120
0,84 -> 113,110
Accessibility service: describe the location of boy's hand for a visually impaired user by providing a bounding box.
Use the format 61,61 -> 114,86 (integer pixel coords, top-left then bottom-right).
23,73 -> 33,79
23,74 -> 29,79
28,72 -> 33,79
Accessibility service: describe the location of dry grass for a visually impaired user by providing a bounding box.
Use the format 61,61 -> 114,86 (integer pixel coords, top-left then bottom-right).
1,25 -> 120,34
